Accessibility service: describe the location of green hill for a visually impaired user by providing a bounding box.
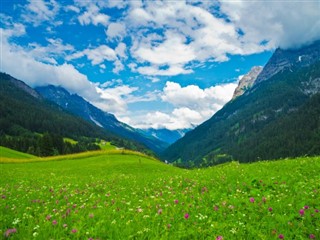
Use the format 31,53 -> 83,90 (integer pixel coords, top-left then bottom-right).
1,151 -> 319,239
0,146 -> 36,159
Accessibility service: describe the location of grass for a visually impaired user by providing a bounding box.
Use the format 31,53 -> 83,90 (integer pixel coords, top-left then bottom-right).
63,138 -> 78,145
0,146 -> 36,159
0,149 -> 319,239
98,141 -> 117,151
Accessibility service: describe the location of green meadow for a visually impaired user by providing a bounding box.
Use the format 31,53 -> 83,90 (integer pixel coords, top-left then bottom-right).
0,146 -> 36,159
0,148 -> 319,239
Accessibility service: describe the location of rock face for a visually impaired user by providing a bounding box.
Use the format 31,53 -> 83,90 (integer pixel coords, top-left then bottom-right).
254,40 -> 320,85
232,66 -> 263,99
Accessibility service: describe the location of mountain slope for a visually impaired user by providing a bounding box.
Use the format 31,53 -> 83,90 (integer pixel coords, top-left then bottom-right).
0,72 -> 151,155
35,85 -> 168,154
162,41 -> 320,166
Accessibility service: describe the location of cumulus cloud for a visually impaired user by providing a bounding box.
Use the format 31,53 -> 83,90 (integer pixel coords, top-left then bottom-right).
106,22 -> 126,41
68,43 -> 126,74
77,3 -> 109,27
220,1 -> 320,49
124,81 -> 237,130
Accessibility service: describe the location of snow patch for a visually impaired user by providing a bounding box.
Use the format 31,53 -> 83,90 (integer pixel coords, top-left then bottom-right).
89,115 -> 103,128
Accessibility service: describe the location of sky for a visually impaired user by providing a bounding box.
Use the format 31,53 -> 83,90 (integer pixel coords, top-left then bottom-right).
1,0 -> 319,130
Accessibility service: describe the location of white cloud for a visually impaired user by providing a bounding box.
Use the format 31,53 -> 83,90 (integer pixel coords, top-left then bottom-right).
124,81 -> 237,130
26,38 -> 74,64
115,42 -> 127,59
68,44 -> 126,74
22,0 -> 60,26
136,65 -> 193,76
220,1 -> 320,49
106,22 -> 126,41
78,3 -> 109,27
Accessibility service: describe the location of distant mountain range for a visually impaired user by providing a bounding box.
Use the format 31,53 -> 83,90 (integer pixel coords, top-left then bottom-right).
139,128 -> 190,145
35,85 -> 169,154
162,40 -> 320,166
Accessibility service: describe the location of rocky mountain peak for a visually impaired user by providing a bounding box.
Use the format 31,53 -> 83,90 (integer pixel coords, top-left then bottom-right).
232,66 -> 263,99
254,40 -> 320,86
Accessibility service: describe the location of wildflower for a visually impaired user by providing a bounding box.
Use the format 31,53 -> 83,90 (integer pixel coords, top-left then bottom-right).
315,209 -> 319,213
184,213 -> 189,219
12,218 -> 20,225
214,205 -> 219,211
137,208 -> 143,213
158,209 -> 163,215
299,209 -> 305,216
268,207 -> 273,212
309,234 -> 315,239
71,229 -> 77,233
279,234 -> 284,239
89,213 -> 94,218
46,215 -> 51,221
216,236 -> 223,240
4,228 -> 17,237
250,197 -> 255,203
52,220 -> 57,225
304,206 -> 309,209
174,199 -> 179,204
63,224 -> 68,228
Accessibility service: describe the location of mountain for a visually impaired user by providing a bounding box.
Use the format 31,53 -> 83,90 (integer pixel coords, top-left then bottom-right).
232,66 -> 262,99
139,128 -> 190,145
0,72 -> 151,155
162,40 -> 320,167
35,85 -> 168,154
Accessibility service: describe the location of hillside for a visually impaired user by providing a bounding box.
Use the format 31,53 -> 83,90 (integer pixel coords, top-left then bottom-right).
35,85 -> 168,154
0,146 -> 36,159
0,73 -> 152,156
1,149 -> 319,239
162,41 -> 320,166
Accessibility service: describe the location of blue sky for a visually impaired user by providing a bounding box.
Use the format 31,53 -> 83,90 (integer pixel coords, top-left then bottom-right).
1,0 -> 319,129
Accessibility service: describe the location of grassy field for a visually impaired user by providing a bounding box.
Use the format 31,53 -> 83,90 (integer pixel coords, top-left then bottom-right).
0,149 -> 319,239
0,146 -> 36,159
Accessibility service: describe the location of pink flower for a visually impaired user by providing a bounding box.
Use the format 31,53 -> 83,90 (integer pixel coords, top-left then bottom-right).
309,234 -> 315,239
216,236 -> 223,240
315,209 -> 319,213
279,234 -> 284,239
174,199 -> 179,204
63,224 -> 68,228
304,205 -> 310,209
184,213 -> 189,219
299,209 -> 305,216
46,215 -> 51,220
4,228 -> 17,237
268,207 -> 273,212
52,220 -> 57,225
214,205 -> 219,211
71,229 -> 77,233
250,197 -> 255,203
